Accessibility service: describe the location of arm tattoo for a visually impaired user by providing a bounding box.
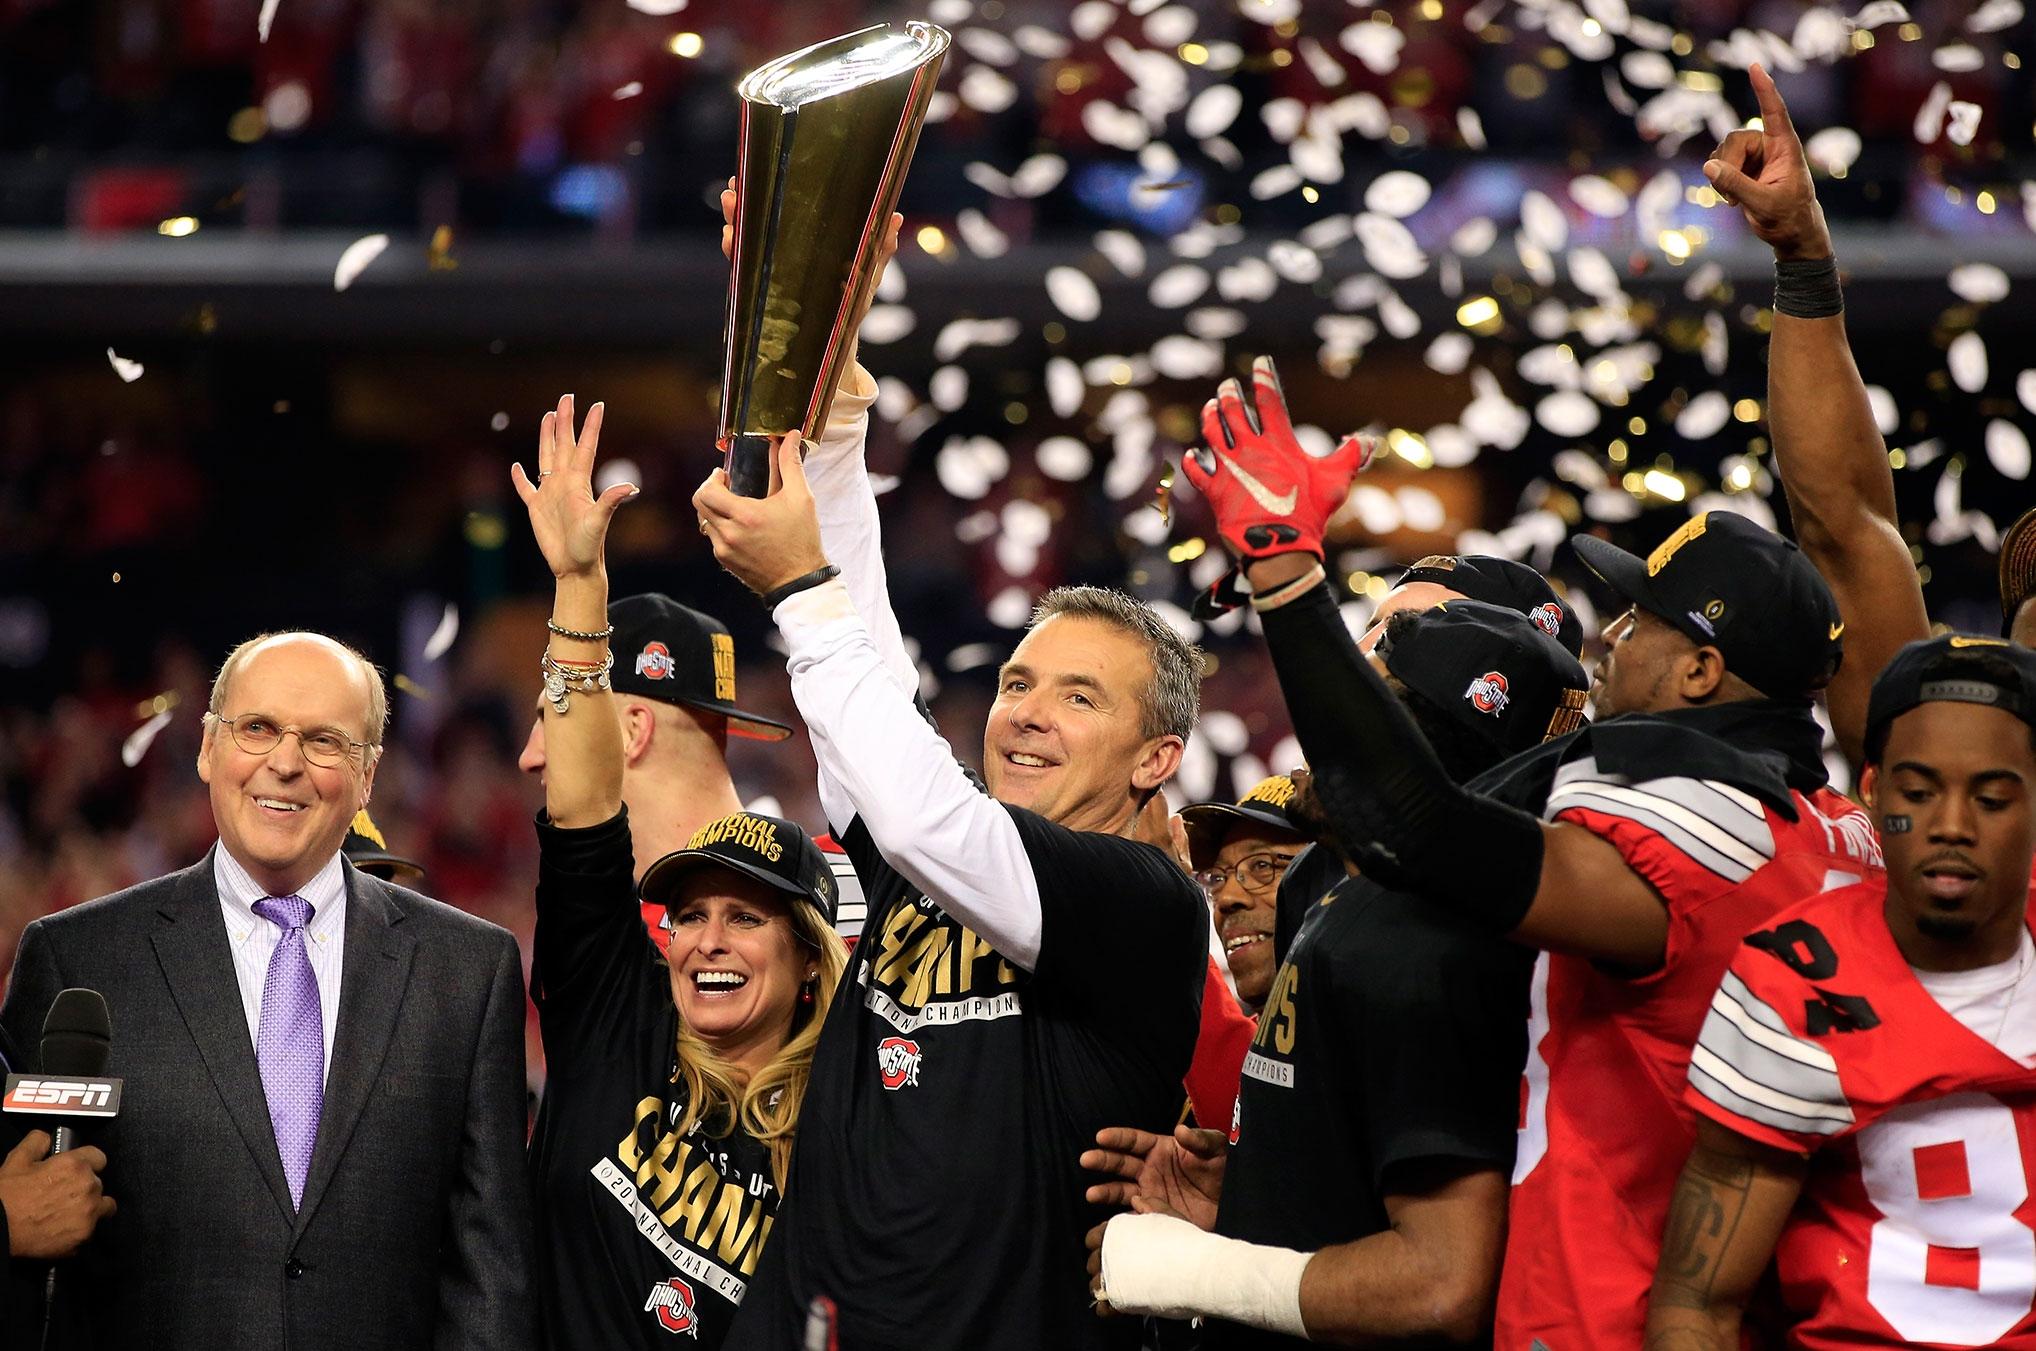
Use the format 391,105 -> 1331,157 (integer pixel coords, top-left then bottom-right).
1654,1146 -> 1754,1312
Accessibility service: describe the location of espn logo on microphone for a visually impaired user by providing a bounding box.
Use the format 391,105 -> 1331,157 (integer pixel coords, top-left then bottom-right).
2,1073 -> 123,1118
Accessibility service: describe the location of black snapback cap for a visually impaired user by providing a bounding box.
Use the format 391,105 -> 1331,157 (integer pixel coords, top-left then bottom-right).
1864,634 -> 2036,762
343,809 -> 425,884
1572,511 -> 1843,700
610,593 -> 791,742
1179,774 -> 1310,868
1398,554 -> 1585,657
1381,599 -> 1592,758
639,810 -> 837,927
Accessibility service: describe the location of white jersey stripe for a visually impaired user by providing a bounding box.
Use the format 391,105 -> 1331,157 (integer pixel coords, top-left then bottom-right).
1712,972 -> 1842,1075
1689,1041 -> 1855,1127
1547,787 -> 1760,883
1546,782 -> 1773,878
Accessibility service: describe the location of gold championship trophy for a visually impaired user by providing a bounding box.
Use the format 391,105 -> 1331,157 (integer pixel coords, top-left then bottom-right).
719,22 -> 950,497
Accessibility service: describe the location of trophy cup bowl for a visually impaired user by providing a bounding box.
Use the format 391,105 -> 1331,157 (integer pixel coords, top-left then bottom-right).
719,22 -> 950,497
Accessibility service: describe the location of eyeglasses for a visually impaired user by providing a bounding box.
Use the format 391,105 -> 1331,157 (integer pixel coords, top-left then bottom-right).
1193,853 -> 1300,896
210,713 -> 375,768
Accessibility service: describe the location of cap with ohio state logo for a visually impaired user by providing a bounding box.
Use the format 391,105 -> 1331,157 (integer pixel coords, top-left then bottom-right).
1378,600 -> 1591,757
607,593 -> 791,741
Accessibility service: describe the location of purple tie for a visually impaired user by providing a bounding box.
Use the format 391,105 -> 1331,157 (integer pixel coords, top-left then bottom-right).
252,894 -> 323,1209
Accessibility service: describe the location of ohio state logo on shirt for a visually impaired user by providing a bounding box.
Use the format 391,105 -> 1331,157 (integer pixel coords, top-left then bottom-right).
635,642 -> 676,680
1464,671 -> 1510,716
644,1277 -> 699,1337
1529,602 -> 1564,638
876,1036 -> 922,1090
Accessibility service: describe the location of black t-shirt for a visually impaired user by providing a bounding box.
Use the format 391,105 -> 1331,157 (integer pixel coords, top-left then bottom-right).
727,806 -> 1207,1351
1273,842 -> 1347,968
1211,874 -> 1533,1351
527,809 -> 783,1351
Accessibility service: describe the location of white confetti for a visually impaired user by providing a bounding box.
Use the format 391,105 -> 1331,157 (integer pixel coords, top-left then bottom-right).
1355,212 -> 1426,279
956,209 -> 1009,259
931,366 -> 970,412
1148,264 -> 1210,309
1621,51 -> 1675,89
1150,335 -> 1224,380
1950,330 -> 1989,393
1240,0 -> 1301,24
1457,108 -> 1486,150
1536,389 -> 1601,437
959,65 -> 1018,115
929,0 -> 971,23
423,603 -> 460,662
1262,98 -> 1306,144
1012,25 -> 1071,58
258,0 -> 281,40
1569,175 -> 1630,218
122,709 -> 175,768
333,233 -> 390,292
1852,1 -> 1910,29
1450,217 -> 1498,256
1519,191 -> 1569,252
1684,261 -> 1725,299
1364,171 -> 1431,219
1216,257 -> 1279,303
924,92 -> 957,124
1297,37 -> 1347,88
1095,230 -> 1147,278
1185,307 -> 1247,340
1792,7 -> 1848,59
1915,81 -> 1953,143
1397,486 -> 1447,532
1249,164 -> 1305,200
1932,43 -> 1984,72
1010,154 -> 1068,199
1143,4 -> 1198,46
1046,358 -> 1085,418
956,26 -> 1017,66
612,81 -> 643,100
2019,371 -> 2036,417
1950,263 -> 2010,304
624,0 -> 687,12
1037,437 -> 1093,481
936,435 -> 1009,500
1675,390 -> 1732,440
1970,0 -> 2023,32
860,305 -> 916,345
1424,332 -> 1473,375
1567,247 -> 1622,299
1947,101 -> 1983,147
1427,424 -> 1479,468
988,586 -> 1034,628
106,348 -> 144,382
1463,368 -> 1531,450
1046,267 -> 1102,322
1338,21 -> 1404,74
1185,86 -> 1242,141
1868,385 -> 1900,435
1349,485 -> 1402,534
1988,420 -> 2032,480
1803,126 -> 1861,176
1267,241 -> 1323,285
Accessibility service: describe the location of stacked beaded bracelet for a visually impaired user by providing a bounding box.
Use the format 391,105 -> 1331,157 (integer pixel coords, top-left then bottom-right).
541,647 -> 614,715
546,618 -> 615,641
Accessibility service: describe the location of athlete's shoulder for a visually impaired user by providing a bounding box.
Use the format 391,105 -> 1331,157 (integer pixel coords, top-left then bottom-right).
1544,753 -> 1779,886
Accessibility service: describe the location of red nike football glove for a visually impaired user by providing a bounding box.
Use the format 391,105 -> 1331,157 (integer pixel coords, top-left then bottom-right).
1180,355 -> 1373,563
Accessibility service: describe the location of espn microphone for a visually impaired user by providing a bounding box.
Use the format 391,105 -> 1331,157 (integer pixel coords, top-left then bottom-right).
1,988 -> 119,1155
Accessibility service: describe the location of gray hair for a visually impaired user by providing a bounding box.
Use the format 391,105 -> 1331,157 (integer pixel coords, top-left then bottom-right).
208,632 -> 389,744
1028,586 -> 1202,741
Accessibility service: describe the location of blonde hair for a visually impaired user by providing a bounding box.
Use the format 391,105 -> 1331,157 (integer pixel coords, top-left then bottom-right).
668,900 -> 848,1192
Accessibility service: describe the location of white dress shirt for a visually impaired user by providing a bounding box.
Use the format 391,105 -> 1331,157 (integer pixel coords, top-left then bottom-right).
214,845 -> 347,1084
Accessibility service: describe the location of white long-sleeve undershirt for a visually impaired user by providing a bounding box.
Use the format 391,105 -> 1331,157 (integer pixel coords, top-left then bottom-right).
779,370 -> 1044,970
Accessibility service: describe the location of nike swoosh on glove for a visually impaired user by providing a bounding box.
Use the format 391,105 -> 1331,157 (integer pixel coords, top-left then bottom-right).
1180,355 -> 1373,564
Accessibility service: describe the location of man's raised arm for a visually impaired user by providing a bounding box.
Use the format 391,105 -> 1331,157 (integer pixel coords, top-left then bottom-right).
1704,65 -> 1927,768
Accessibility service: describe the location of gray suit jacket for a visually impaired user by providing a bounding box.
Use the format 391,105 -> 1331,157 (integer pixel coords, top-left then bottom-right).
0,850 -> 539,1351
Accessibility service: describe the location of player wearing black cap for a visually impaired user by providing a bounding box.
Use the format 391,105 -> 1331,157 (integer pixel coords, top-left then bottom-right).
512,397 -> 849,1351
1370,553 -> 1584,657
1650,635 -> 2036,1350
694,357 -> 1207,1351
1164,358 -> 1885,1349
1181,776 -> 1312,1015
1091,595 -> 1590,1347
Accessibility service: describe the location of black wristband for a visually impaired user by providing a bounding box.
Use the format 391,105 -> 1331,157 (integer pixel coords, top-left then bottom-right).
1774,256 -> 1842,319
761,564 -> 841,610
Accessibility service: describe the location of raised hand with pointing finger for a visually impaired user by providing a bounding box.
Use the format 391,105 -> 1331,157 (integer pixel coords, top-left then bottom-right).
1702,63 -> 1832,262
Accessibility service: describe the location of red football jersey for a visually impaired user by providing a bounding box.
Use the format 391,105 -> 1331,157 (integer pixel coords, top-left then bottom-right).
1497,757 -> 1885,1350
1688,875 -> 2036,1349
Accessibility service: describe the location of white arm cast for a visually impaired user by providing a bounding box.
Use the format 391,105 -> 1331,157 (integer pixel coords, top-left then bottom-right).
774,577 -> 1044,970
1099,1212 -> 1312,1336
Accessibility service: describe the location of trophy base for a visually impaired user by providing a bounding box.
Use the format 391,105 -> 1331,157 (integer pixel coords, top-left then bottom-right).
725,433 -> 774,499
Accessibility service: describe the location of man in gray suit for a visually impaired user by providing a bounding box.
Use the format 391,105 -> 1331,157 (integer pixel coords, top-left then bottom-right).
1,631 -> 537,1350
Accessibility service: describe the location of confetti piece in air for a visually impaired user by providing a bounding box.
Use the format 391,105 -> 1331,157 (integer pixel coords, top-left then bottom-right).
1536,390 -> 1601,438
1675,390 -> 1732,440
122,709 -> 175,768
2019,371 -> 2036,418
1969,0 -> 2023,32
1037,437 -> 1093,482
1046,267 -> 1102,322
1946,102 -> 1982,147
258,0 -> 280,41
427,224 -> 458,270
1949,331 -> 1989,394
1568,175 -> 1629,219
1914,81 -> 1953,143
624,0 -> 687,13
423,603 -> 460,662
106,348 -> 144,382
1949,264 -> 2009,305
393,674 -> 431,699
1364,171 -> 1431,219
333,233 -> 390,292
1803,127 -> 1861,177
612,82 -> 643,100
1988,420 -> 2032,480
